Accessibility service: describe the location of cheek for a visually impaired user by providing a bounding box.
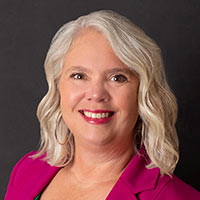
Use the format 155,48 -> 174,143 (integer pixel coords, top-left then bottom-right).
59,82 -> 84,113
118,87 -> 139,126
128,92 -> 138,112
119,86 -> 138,111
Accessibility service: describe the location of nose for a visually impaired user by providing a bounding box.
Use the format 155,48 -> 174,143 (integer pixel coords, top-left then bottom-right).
85,82 -> 111,103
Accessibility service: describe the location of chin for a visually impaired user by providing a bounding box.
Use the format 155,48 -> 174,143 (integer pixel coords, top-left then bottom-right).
80,131 -> 115,146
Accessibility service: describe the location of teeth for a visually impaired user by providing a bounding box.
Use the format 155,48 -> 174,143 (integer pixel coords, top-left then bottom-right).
83,111 -> 112,119
96,113 -> 101,119
88,112 -> 92,118
85,112 -> 89,117
91,113 -> 96,118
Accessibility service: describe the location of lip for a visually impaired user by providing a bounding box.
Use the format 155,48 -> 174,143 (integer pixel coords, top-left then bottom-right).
79,109 -> 115,125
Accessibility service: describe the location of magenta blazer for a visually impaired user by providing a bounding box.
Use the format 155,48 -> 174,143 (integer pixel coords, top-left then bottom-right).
5,149 -> 200,200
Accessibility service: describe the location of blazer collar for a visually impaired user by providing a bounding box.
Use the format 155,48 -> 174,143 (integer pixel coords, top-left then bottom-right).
106,147 -> 160,199
120,147 -> 160,194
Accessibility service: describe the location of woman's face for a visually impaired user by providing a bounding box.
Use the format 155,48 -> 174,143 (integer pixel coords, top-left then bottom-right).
59,29 -> 139,147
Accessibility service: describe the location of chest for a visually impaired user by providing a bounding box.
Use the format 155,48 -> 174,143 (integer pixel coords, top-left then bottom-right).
39,170 -> 116,200
40,182 -> 114,200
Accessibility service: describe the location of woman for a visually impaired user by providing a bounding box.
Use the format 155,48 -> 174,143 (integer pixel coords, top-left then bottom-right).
5,10 -> 200,200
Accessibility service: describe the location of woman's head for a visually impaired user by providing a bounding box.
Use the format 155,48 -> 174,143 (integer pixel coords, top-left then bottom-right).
58,28 -> 139,152
36,10 -> 179,175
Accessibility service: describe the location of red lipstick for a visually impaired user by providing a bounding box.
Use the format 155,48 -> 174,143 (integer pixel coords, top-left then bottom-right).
79,109 -> 115,125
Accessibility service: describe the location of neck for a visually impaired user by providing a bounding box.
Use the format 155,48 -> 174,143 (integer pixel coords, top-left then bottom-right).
68,136 -> 135,185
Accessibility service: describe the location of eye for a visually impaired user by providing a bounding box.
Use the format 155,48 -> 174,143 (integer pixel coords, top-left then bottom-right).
70,73 -> 85,80
111,74 -> 128,83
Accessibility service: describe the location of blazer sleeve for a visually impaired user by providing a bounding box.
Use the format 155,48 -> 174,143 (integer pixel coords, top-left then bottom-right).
4,151 -> 37,200
5,151 -> 60,200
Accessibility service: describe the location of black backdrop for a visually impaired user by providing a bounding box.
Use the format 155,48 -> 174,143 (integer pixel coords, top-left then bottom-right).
1,0 -> 200,198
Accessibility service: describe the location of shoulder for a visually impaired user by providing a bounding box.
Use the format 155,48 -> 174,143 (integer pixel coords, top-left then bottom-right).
5,151 -> 60,200
6,151 -> 40,186
7,151 -> 48,186
117,149 -> 200,200
138,173 -> 200,200
154,174 -> 200,200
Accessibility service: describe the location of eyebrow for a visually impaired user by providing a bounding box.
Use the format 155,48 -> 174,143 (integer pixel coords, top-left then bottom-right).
64,66 -> 90,74
105,68 -> 135,76
64,66 -> 135,76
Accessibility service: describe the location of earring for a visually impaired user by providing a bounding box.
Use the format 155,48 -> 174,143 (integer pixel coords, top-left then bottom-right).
134,116 -> 143,149
55,112 -> 70,145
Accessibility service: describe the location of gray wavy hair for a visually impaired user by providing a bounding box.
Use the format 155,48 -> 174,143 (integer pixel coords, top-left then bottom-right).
34,10 -> 179,175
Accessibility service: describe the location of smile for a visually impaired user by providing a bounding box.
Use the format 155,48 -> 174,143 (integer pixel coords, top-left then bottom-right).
79,110 -> 115,124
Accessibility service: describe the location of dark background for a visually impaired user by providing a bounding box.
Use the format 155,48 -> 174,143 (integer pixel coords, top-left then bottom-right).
0,0 -> 200,198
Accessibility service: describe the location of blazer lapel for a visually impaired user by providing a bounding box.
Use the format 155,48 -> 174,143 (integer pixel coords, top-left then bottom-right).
106,148 -> 160,200
27,164 -> 61,199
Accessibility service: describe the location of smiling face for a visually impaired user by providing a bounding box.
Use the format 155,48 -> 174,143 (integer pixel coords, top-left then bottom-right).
58,28 -> 139,147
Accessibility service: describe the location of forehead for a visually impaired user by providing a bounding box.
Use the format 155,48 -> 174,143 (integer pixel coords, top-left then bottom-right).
69,28 -> 111,52
63,28 -> 128,70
